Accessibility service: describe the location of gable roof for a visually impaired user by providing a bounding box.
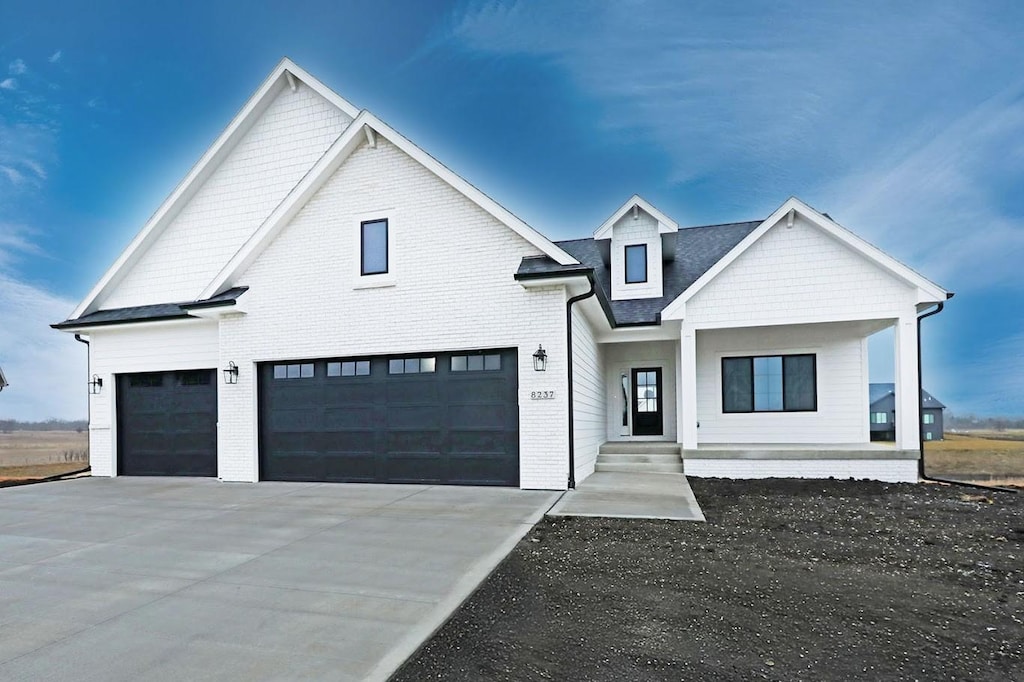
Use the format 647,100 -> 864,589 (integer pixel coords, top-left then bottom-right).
661,197 -> 949,320
68,58 -> 359,320
52,288 -> 249,331
200,110 -> 578,298
517,220 -> 761,326
593,195 -> 679,240
870,383 -> 946,409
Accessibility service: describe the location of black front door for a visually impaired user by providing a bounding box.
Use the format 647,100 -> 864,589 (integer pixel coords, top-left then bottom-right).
631,367 -> 663,436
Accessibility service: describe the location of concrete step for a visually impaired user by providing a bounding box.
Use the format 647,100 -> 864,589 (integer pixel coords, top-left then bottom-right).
595,461 -> 685,474
599,441 -> 681,456
596,453 -> 683,465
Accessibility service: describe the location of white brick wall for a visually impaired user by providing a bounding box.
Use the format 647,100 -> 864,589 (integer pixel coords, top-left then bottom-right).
571,309 -> 604,483
609,210 -> 663,300
686,215 -> 914,327
103,84 -> 351,309
86,320 -> 220,476
695,323 -> 870,444
217,137 -> 571,489
684,458 -> 918,483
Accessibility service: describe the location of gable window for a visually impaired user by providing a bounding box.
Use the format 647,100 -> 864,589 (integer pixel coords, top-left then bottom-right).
722,354 -> 816,413
361,219 -> 388,276
871,412 -> 889,424
624,244 -> 647,284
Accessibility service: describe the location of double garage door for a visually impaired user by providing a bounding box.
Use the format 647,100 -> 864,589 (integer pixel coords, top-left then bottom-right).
116,348 -> 519,486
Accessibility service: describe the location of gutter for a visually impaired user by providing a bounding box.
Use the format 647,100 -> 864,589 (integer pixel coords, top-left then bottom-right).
565,274 -> 597,489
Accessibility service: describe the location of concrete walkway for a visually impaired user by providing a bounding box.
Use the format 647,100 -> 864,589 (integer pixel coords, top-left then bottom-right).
0,477 -> 557,681
548,472 -> 706,521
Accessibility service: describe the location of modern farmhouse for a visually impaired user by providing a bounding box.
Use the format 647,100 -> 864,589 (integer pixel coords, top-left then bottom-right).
54,58 -> 950,489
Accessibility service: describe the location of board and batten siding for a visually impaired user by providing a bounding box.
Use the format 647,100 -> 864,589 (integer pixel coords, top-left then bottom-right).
86,321 -> 220,476
102,84 -> 352,309
216,136 -> 571,489
695,323 -> 869,444
571,308 -> 605,483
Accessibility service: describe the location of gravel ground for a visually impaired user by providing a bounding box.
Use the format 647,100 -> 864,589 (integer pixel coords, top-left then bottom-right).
392,479 -> 1023,681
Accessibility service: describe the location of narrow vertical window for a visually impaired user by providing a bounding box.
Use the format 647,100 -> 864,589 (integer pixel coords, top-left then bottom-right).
361,219 -> 388,275
624,244 -> 647,284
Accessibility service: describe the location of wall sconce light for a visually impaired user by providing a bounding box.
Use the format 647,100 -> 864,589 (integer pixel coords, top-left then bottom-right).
88,374 -> 103,395
223,361 -> 239,385
532,345 -> 548,372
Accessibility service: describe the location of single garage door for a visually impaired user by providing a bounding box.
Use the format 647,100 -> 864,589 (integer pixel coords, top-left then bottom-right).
116,370 -> 218,476
259,349 -> 519,486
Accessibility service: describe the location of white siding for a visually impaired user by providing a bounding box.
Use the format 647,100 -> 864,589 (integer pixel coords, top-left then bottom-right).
695,323 -> 869,444
686,215 -> 914,327
571,309 -> 605,484
604,341 -> 678,441
685,458 -> 917,483
102,84 -> 352,309
609,209 -> 663,300
86,321 -> 220,476
217,137 -> 570,489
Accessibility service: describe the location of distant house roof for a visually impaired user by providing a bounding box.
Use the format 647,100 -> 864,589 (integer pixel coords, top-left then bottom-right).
52,287 -> 248,330
516,220 -> 761,326
869,383 -> 946,409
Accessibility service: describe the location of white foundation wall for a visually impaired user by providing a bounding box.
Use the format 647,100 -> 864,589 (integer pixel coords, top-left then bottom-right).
571,309 -> 605,484
86,321 -> 220,476
685,459 -> 917,483
218,137 -> 571,489
103,83 -> 352,309
686,215 -> 914,327
695,323 -> 869,444
604,341 -> 678,441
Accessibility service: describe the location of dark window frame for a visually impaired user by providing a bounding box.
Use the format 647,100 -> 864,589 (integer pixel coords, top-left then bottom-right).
721,353 -> 817,414
360,218 -> 389,276
624,244 -> 648,284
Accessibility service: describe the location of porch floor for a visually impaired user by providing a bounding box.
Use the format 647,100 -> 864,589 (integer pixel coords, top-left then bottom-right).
547,472 -> 705,522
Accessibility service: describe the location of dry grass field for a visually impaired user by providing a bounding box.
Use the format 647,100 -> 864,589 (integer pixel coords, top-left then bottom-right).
0,430 -> 89,481
924,432 -> 1024,485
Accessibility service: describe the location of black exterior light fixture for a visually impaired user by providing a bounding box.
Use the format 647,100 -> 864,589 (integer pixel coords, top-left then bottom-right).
532,345 -> 548,372
88,374 -> 103,395
223,361 -> 239,385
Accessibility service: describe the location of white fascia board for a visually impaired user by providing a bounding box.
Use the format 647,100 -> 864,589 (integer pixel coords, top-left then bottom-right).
593,194 -> 679,240
361,113 -> 578,266
54,316 -> 214,335
661,197 -> 949,320
200,111 -> 371,299
69,58 -> 358,320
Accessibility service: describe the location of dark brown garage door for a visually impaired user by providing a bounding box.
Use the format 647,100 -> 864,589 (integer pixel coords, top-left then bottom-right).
258,349 -> 519,486
116,370 -> 218,476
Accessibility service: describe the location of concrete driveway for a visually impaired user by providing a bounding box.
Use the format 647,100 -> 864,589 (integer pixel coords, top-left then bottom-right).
0,477 -> 557,681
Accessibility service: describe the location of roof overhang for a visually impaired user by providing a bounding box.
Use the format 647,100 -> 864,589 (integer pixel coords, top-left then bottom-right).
593,194 -> 679,240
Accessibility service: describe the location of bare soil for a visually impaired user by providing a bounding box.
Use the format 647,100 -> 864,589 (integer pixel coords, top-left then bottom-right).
393,479 -> 1023,682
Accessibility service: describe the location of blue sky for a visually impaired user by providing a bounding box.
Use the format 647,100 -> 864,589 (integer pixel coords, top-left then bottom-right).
1,0 -> 1022,420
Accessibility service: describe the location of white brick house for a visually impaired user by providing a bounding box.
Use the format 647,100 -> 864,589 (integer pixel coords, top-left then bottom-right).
54,58 -> 950,489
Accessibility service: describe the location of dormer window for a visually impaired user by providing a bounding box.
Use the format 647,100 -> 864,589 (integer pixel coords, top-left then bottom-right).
624,244 -> 648,284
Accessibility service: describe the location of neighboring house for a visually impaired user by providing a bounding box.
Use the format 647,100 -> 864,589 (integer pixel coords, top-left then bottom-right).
869,383 -> 945,442
53,58 -> 951,489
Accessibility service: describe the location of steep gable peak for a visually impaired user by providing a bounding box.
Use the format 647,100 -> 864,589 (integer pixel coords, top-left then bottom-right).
593,194 -> 679,240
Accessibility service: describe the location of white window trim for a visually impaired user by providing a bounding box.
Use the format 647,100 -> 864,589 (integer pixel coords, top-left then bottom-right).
354,208 -> 397,288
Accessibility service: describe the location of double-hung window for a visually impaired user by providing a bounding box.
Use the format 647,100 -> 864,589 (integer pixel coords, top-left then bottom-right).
722,354 -> 816,413
360,219 -> 388,275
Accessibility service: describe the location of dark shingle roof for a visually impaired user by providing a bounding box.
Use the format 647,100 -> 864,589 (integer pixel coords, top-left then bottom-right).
516,220 -> 760,326
869,383 -> 946,409
52,287 -> 249,330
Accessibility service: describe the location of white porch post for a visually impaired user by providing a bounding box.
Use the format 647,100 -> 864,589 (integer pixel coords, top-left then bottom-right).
679,323 -> 698,450
893,312 -> 921,451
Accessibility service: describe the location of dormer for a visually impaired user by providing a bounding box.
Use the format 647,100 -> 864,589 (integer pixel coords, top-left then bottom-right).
594,195 -> 678,300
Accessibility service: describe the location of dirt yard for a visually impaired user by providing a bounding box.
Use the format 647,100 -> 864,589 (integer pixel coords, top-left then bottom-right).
0,430 -> 89,481
925,433 -> 1024,485
393,479 -> 1023,682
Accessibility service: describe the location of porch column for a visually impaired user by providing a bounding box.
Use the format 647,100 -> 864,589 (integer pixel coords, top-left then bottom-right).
679,323 -> 698,449
893,312 -> 920,451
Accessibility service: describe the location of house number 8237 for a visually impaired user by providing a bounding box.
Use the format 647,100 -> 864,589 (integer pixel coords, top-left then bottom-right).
530,391 -> 555,400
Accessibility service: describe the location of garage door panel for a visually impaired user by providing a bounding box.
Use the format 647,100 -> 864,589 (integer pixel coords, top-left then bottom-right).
117,370 -> 217,477
259,349 -> 519,486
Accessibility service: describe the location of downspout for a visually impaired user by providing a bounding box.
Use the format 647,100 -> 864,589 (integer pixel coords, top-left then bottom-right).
566,275 -> 597,489
73,334 -> 93,477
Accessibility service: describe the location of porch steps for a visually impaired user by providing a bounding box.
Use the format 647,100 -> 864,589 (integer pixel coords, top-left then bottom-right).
595,442 -> 684,474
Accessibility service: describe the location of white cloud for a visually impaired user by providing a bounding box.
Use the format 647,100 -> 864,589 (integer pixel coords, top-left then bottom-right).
0,165 -> 24,184
48,50 -> 62,64
8,59 -> 26,75
0,78 -> 17,90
